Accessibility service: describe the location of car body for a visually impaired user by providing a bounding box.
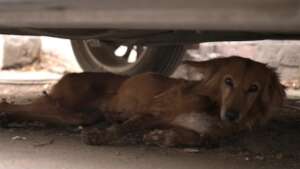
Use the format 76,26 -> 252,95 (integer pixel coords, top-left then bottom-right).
1,0 -> 300,75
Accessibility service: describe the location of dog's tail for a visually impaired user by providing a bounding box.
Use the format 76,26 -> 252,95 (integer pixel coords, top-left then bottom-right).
0,97 -> 91,125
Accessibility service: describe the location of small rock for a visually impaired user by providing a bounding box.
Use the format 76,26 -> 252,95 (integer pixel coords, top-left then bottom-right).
275,153 -> 283,159
78,126 -> 83,130
255,155 -> 265,161
244,156 -> 250,161
11,136 -> 27,141
183,148 -> 200,153
33,139 -> 55,147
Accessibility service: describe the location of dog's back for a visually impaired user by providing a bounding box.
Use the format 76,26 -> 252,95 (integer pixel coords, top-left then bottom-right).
50,72 -> 128,109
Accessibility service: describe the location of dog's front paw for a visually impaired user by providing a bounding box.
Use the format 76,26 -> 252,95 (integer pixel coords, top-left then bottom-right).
143,129 -> 178,147
81,128 -> 112,146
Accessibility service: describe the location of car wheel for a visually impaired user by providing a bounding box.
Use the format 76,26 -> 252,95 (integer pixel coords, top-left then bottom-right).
71,40 -> 185,75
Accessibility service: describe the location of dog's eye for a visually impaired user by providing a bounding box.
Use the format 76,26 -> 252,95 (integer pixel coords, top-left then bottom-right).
248,84 -> 259,93
224,77 -> 234,87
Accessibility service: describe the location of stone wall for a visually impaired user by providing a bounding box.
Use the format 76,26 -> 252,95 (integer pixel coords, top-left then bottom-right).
174,40 -> 300,81
0,35 -> 41,69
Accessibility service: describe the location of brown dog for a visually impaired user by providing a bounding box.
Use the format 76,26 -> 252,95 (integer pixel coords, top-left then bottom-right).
0,56 -> 286,147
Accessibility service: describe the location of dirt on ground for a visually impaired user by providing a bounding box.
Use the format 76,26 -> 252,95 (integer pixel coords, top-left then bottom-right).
0,82 -> 299,169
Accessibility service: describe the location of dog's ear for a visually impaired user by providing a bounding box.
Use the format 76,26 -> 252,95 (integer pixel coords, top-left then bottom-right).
262,70 -> 286,119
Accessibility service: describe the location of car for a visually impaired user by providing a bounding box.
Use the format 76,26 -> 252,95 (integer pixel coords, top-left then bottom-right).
0,0 -> 300,75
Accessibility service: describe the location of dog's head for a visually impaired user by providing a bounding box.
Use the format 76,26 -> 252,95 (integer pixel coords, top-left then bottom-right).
184,56 -> 286,127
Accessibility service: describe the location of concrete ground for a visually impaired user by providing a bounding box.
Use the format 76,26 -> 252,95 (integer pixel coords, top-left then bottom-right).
0,79 -> 299,169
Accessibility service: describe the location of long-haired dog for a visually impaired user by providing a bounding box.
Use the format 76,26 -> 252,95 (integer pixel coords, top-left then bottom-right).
0,56 -> 285,147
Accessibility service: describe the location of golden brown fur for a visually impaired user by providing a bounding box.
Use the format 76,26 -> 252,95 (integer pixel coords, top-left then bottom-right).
0,56 -> 286,147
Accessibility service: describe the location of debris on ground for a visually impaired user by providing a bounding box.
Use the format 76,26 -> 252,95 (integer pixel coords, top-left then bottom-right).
182,148 -> 200,153
33,139 -> 55,147
244,156 -> 250,161
11,136 -> 27,141
275,153 -> 283,160
255,155 -> 265,161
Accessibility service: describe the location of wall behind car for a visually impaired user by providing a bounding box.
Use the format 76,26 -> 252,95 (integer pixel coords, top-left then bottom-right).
173,41 -> 300,88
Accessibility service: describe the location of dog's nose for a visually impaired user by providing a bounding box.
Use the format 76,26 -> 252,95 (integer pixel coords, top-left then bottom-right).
225,111 -> 239,122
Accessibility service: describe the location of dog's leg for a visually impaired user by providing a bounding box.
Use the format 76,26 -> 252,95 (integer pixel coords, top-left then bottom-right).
0,96 -> 100,126
81,114 -> 163,145
143,122 -> 239,147
143,127 -> 204,147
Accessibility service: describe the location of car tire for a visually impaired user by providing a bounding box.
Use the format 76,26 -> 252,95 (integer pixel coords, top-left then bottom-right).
71,40 -> 185,75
